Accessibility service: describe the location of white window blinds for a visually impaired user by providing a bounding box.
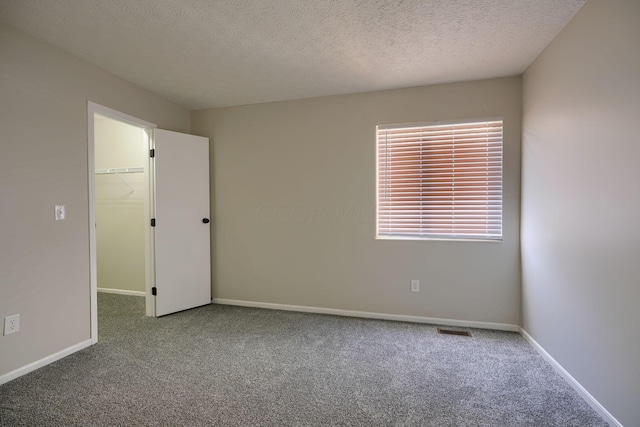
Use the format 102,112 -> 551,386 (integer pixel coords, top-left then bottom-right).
376,119 -> 503,240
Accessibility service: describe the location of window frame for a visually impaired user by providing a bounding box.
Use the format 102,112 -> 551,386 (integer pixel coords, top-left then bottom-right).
375,117 -> 504,242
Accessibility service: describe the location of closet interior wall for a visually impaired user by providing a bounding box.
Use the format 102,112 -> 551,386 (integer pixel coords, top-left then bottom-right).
94,115 -> 147,294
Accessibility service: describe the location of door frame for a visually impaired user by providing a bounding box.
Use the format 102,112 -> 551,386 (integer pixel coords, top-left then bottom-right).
87,101 -> 157,344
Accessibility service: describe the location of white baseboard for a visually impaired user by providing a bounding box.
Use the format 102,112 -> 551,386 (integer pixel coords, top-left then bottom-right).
211,298 -> 519,332
519,328 -> 622,427
0,339 -> 92,386
98,287 -> 145,297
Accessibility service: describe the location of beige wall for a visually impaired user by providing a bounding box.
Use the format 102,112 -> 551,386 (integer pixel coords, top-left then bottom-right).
0,23 -> 189,377
95,117 -> 147,293
4,5 -> 633,422
521,0 -> 640,425
192,77 -> 522,325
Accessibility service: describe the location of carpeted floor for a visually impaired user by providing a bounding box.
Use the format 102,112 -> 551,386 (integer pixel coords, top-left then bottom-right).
0,294 -> 608,426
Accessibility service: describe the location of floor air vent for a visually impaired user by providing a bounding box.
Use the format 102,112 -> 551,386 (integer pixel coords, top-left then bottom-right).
437,328 -> 472,337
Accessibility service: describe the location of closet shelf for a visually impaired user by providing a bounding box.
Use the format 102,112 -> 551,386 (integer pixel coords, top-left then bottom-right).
95,167 -> 143,193
95,167 -> 144,175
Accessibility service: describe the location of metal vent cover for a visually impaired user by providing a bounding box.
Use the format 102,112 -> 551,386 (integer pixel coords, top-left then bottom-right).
437,328 -> 472,337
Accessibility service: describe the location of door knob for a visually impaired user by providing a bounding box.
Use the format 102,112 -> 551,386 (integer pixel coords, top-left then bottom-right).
202,218 -> 210,224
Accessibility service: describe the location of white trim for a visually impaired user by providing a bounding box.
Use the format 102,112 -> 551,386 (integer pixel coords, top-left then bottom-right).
90,102 -> 156,129
87,101 -> 158,345
378,116 -> 504,130
375,235 -> 502,243
520,328 -> 623,427
211,298 -> 519,332
0,340 -> 92,385
87,102 -> 98,344
146,128 -> 156,318
97,287 -> 146,297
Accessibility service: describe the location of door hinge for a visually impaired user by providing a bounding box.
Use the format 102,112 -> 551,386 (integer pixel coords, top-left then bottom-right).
150,149 -> 155,158
150,218 -> 156,227
152,287 -> 157,296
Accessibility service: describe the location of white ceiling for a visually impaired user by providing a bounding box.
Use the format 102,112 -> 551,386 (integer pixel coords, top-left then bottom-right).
0,0 -> 586,110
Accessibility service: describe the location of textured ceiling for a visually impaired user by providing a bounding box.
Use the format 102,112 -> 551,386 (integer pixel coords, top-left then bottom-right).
0,0 -> 586,110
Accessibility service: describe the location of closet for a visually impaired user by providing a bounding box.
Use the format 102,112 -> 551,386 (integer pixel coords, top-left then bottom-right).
94,114 -> 147,296
89,104 -> 211,329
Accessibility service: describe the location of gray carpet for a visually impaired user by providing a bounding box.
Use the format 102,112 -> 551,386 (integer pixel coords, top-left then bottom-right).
0,294 -> 608,426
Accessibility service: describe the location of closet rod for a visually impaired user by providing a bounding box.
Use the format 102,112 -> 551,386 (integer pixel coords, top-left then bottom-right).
95,167 -> 144,175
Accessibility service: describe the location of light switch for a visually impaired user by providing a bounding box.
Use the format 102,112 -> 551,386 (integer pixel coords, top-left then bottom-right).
55,205 -> 66,221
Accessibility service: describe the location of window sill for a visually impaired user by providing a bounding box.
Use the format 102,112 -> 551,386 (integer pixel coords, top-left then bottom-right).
375,235 -> 503,243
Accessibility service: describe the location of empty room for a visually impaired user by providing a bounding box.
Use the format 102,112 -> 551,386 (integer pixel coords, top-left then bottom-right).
0,1 -> 638,426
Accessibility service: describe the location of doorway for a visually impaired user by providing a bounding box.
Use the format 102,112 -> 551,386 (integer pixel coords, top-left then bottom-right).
88,102 -> 212,343
88,102 -> 156,344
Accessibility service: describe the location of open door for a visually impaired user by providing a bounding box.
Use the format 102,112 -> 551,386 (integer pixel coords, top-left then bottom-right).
152,129 -> 211,316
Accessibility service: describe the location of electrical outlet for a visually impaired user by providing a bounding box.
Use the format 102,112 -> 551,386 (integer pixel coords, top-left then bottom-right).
4,314 -> 20,335
411,279 -> 420,292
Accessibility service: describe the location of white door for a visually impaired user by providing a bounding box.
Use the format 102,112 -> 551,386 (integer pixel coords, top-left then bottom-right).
153,129 -> 211,316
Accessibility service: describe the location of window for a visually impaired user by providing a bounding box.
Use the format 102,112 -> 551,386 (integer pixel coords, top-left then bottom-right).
376,119 -> 503,240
